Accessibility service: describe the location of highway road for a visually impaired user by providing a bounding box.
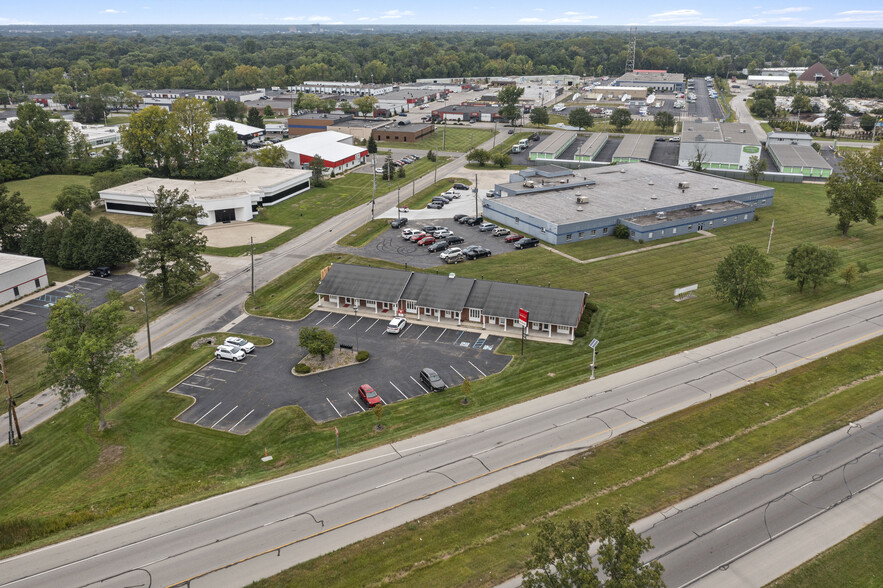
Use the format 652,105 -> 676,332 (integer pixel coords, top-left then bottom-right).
1,287 -> 882,587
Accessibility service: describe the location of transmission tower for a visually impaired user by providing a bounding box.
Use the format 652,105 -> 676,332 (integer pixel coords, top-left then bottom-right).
626,26 -> 637,72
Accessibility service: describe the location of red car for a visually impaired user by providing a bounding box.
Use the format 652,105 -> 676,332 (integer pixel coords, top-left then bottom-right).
409,231 -> 426,242
504,234 -> 524,243
358,384 -> 382,407
418,236 -> 436,246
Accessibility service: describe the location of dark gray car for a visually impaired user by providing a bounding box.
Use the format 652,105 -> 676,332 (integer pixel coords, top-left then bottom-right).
420,368 -> 447,391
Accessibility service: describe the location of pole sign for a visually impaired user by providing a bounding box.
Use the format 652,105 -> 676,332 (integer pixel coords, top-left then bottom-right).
589,338 -> 599,349
518,308 -> 529,328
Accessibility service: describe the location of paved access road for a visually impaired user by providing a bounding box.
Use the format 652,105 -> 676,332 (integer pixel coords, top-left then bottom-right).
1,289 -> 881,588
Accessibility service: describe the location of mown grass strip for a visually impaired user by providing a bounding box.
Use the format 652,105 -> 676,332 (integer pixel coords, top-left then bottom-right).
251,334 -> 883,588
4,175 -> 93,217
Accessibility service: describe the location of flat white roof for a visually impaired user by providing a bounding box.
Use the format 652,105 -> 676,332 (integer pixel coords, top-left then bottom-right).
100,167 -> 310,201
0,252 -> 44,274
277,131 -> 366,163
209,119 -> 264,136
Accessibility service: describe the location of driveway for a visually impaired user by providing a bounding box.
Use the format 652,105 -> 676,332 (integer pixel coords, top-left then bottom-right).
172,311 -> 511,432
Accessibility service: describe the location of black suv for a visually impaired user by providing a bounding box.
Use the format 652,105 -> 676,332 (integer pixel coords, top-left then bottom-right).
514,237 -> 540,249
465,247 -> 492,260
420,368 -> 447,391
453,214 -> 468,222
390,218 -> 408,229
89,266 -> 111,278
445,235 -> 465,245
452,183 -> 469,190
428,240 -> 448,253
465,217 -> 484,226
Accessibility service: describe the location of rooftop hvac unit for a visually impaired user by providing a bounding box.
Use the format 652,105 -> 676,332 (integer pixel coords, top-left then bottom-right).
648,181 -> 654,185
724,137 -> 732,142
523,180 -> 535,188
576,195 -> 589,204
650,195 -> 658,200
740,128 -> 747,133
712,185 -> 719,189
678,181 -> 690,189
656,211 -> 666,219
576,206 -> 584,212
692,203 -> 704,211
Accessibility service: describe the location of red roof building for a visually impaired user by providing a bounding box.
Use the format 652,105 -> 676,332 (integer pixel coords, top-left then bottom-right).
797,63 -> 835,83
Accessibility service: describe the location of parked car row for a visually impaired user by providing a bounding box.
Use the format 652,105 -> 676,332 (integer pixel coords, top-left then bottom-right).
214,336 -> 257,362
357,365 -> 446,408
457,214 -> 541,250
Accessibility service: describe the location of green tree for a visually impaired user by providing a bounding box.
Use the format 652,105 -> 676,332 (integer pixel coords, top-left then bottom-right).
523,507 -> 664,588
654,110 -> 675,132
498,85 -> 526,125
750,98 -> 776,119
91,165 -> 151,193
42,292 -> 136,431
354,95 -> 379,117
790,94 -> 812,114
461,377 -> 472,405
367,136 -> 378,154
373,402 -> 384,430
309,154 -> 327,187
841,263 -> 859,286
138,186 -> 210,298
298,326 -> 336,360
262,104 -> 275,119
246,106 -> 264,129
9,102 -> 70,176
612,223 -> 630,239
397,165 -> 406,178
166,97 -> 213,176
824,98 -> 846,137
88,217 -> 140,268
20,218 -> 48,259
120,105 -> 171,170
467,148 -> 491,166
712,244 -> 774,311
57,211 -> 93,269
382,154 -> 395,180
530,107 -> 550,127
52,184 -> 94,219
784,243 -> 840,293
255,144 -> 288,167
492,152 -> 511,168
825,151 -> 883,236
0,185 -> 35,253
859,113 -> 876,133
609,108 -> 632,132
426,149 -> 437,163
42,216 -> 70,266
568,109 -> 594,131
745,155 -> 767,184
197,125 -> 242,179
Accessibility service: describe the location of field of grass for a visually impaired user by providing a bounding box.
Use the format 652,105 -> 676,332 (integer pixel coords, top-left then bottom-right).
4,175 -> 93,216
767,517 -> 883,587
548,232 -> 697,260
253,333 -> 883,587
336,219 -> 389,248
90,208 -> 154,229
44,265 -> 85,284
377,126 -> 495,152
204,158 -> 448,257
544,116 -> 670,136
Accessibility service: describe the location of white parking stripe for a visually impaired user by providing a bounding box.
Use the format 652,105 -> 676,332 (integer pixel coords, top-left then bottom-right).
193,402 -> 222,425
181,382 -> 212,390
331,315 -> 346,328
212,405 -> 239,428
435,328 -> 447,342
228,409 -> 255,432
416,326 -> 429,340
468,361 -> 487,377
0,323 -> 8,327
453,331 -> 464,345
410,375 -> 429,393
450,365 -> 466,381
206,365 -> 236,373
349,317 -> 362,330
389,381 -> 408,399
0,315 -> 23,321
326,397 -> 342,417
399,324 -> 412,336
348,392 -> 365,412
365,319 -> 379,332
8,308 -> 36,315
314,312 -> 331,325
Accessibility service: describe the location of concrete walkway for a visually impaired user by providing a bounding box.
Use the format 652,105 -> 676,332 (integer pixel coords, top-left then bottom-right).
541,230 -> 715,264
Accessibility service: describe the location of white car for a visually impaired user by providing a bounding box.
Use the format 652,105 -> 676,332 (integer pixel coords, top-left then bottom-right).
386,317 -> 407,334
225,336 -> 255,353
442,190 -> 461,199
401,228 -> 416,239
440,247 -> 463,260
492,227 -> 511,237
433,229 -> 453,239
215,345 -> 246,362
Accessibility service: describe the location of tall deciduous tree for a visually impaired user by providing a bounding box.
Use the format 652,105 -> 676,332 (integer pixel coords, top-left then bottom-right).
9,102 -> 70,176
42,292 -> 136,431
309,154 -> 327,187
0,185 -> 35,253
354,95 -> 378,117
196,125 -> 243,179
609,108 -> 632,132
654,110 -> 675,132
120,105 -> 171,170
568,109 -> 594,131
784,243 -> 840,293
167,96 -> 212,176
246,107 -> 264,129
138,187 -> 210,298
255,144 -> 288,167
52,184 -> 94,219
498,85 -> 525,125
298,327 -> 336,360
530,107 -> 550,127
712,244 -> 774,311
262,104 -> 275,118
467,148 -> 491,166
825,151 -> 883,236
87,217 -> 140,268
745,155 -> 767,184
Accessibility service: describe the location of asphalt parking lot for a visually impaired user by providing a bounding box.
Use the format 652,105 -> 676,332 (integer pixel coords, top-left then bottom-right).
0,273 -> 144,348
173,311 -> 511,432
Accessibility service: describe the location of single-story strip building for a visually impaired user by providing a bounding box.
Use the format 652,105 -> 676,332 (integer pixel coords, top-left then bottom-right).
0,253 -> 48,305
315,264 -> 588,342
768,144 -> 832,178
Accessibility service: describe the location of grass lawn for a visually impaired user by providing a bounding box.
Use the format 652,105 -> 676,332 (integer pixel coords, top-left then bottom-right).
336,219 -> 389,248
548,232 -> 697,260
767,516 -> 883,587
377,127 -> 495,153
204,158 -> 448,257
761,122 -> 774,132
545,117 -> 668,136
90,208 -> 155,229
104,116 -> 128,126
45,264 -> 85,284
254,332 -> 883,587
4,175 -> 93,216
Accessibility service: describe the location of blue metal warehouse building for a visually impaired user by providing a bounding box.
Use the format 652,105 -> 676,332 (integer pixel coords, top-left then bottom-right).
481,162 -> 774,245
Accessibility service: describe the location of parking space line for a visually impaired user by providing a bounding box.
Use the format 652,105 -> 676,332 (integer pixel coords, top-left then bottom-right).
206,365 -> 237,373
193,402 -> 222,425
70,285 -> 92,290
365,319 -> 379,332
326,397 -> 342,418
450,365 -> 466,381
410,375 -> 429,393
212,405 -> 239,428
347,392 -> 365,412
181,382 -> 213,390
0,315 -> 23,321
400,324 -> 413,336
416,326 -> 429,340
8,308 -> 36,315
468,361 -> 487,377
331,315 -> 346,328
0,322 -> 8,327
435,329 -> 447,342
349,317 -> 362,330
314,312 -> 331,325
453,331 -> 464,345
389,381 -> 408,399
228,409 -> 255,432
22,303 -> 47,309
206,376 -> 226,382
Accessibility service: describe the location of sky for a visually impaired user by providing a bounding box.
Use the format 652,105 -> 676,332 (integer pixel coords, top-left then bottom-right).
2,1 -> 883,27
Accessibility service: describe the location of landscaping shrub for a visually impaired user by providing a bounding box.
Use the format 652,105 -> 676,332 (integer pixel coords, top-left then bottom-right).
356,350 -> 370,362
612,223 -> 630,239
294,363 -> 311,374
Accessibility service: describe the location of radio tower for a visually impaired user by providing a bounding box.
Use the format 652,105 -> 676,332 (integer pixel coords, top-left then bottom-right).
626,26 -> 637,72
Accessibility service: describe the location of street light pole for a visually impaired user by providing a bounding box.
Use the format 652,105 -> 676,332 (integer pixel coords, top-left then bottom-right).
353,305 -> 359,352
140,285 -> 152,359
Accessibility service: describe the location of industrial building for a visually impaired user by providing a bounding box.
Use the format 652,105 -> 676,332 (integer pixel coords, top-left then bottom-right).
529,131 -> 576,161
612,71 -> 686,93
480,162 -> 773,245
99,167 -> 311,226
315,263 -> 588,342
276,131 -> 368,174
589,86 -> 648,100
430,104 -> 504,122
285,113 -> 389,140
209,119 -> 264,146
612,134 -> 655,163
767,144 -> 832,177
766,132 -> 814,147
574,133 -> 609,162
371,122 -> 435,143
678,123 -> 761,170
0,253 -> 48,305
134,89 -> 264,110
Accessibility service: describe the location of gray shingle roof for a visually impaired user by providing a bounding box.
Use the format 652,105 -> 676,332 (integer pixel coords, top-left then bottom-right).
316,264 -> 410,303
482,283 -> 586,326
415,274 -> 476,311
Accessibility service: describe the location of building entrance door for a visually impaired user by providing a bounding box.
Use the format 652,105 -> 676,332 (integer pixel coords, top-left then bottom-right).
215,209 -> 236,223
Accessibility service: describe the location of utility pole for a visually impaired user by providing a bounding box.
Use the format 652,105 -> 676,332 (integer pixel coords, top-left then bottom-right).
443,123 -> 446,151
140,285 -> 152,359
371,154 -> 376,220
250,236 -> 255,299
475,173 -> 479,218
1,351 -> 22,444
